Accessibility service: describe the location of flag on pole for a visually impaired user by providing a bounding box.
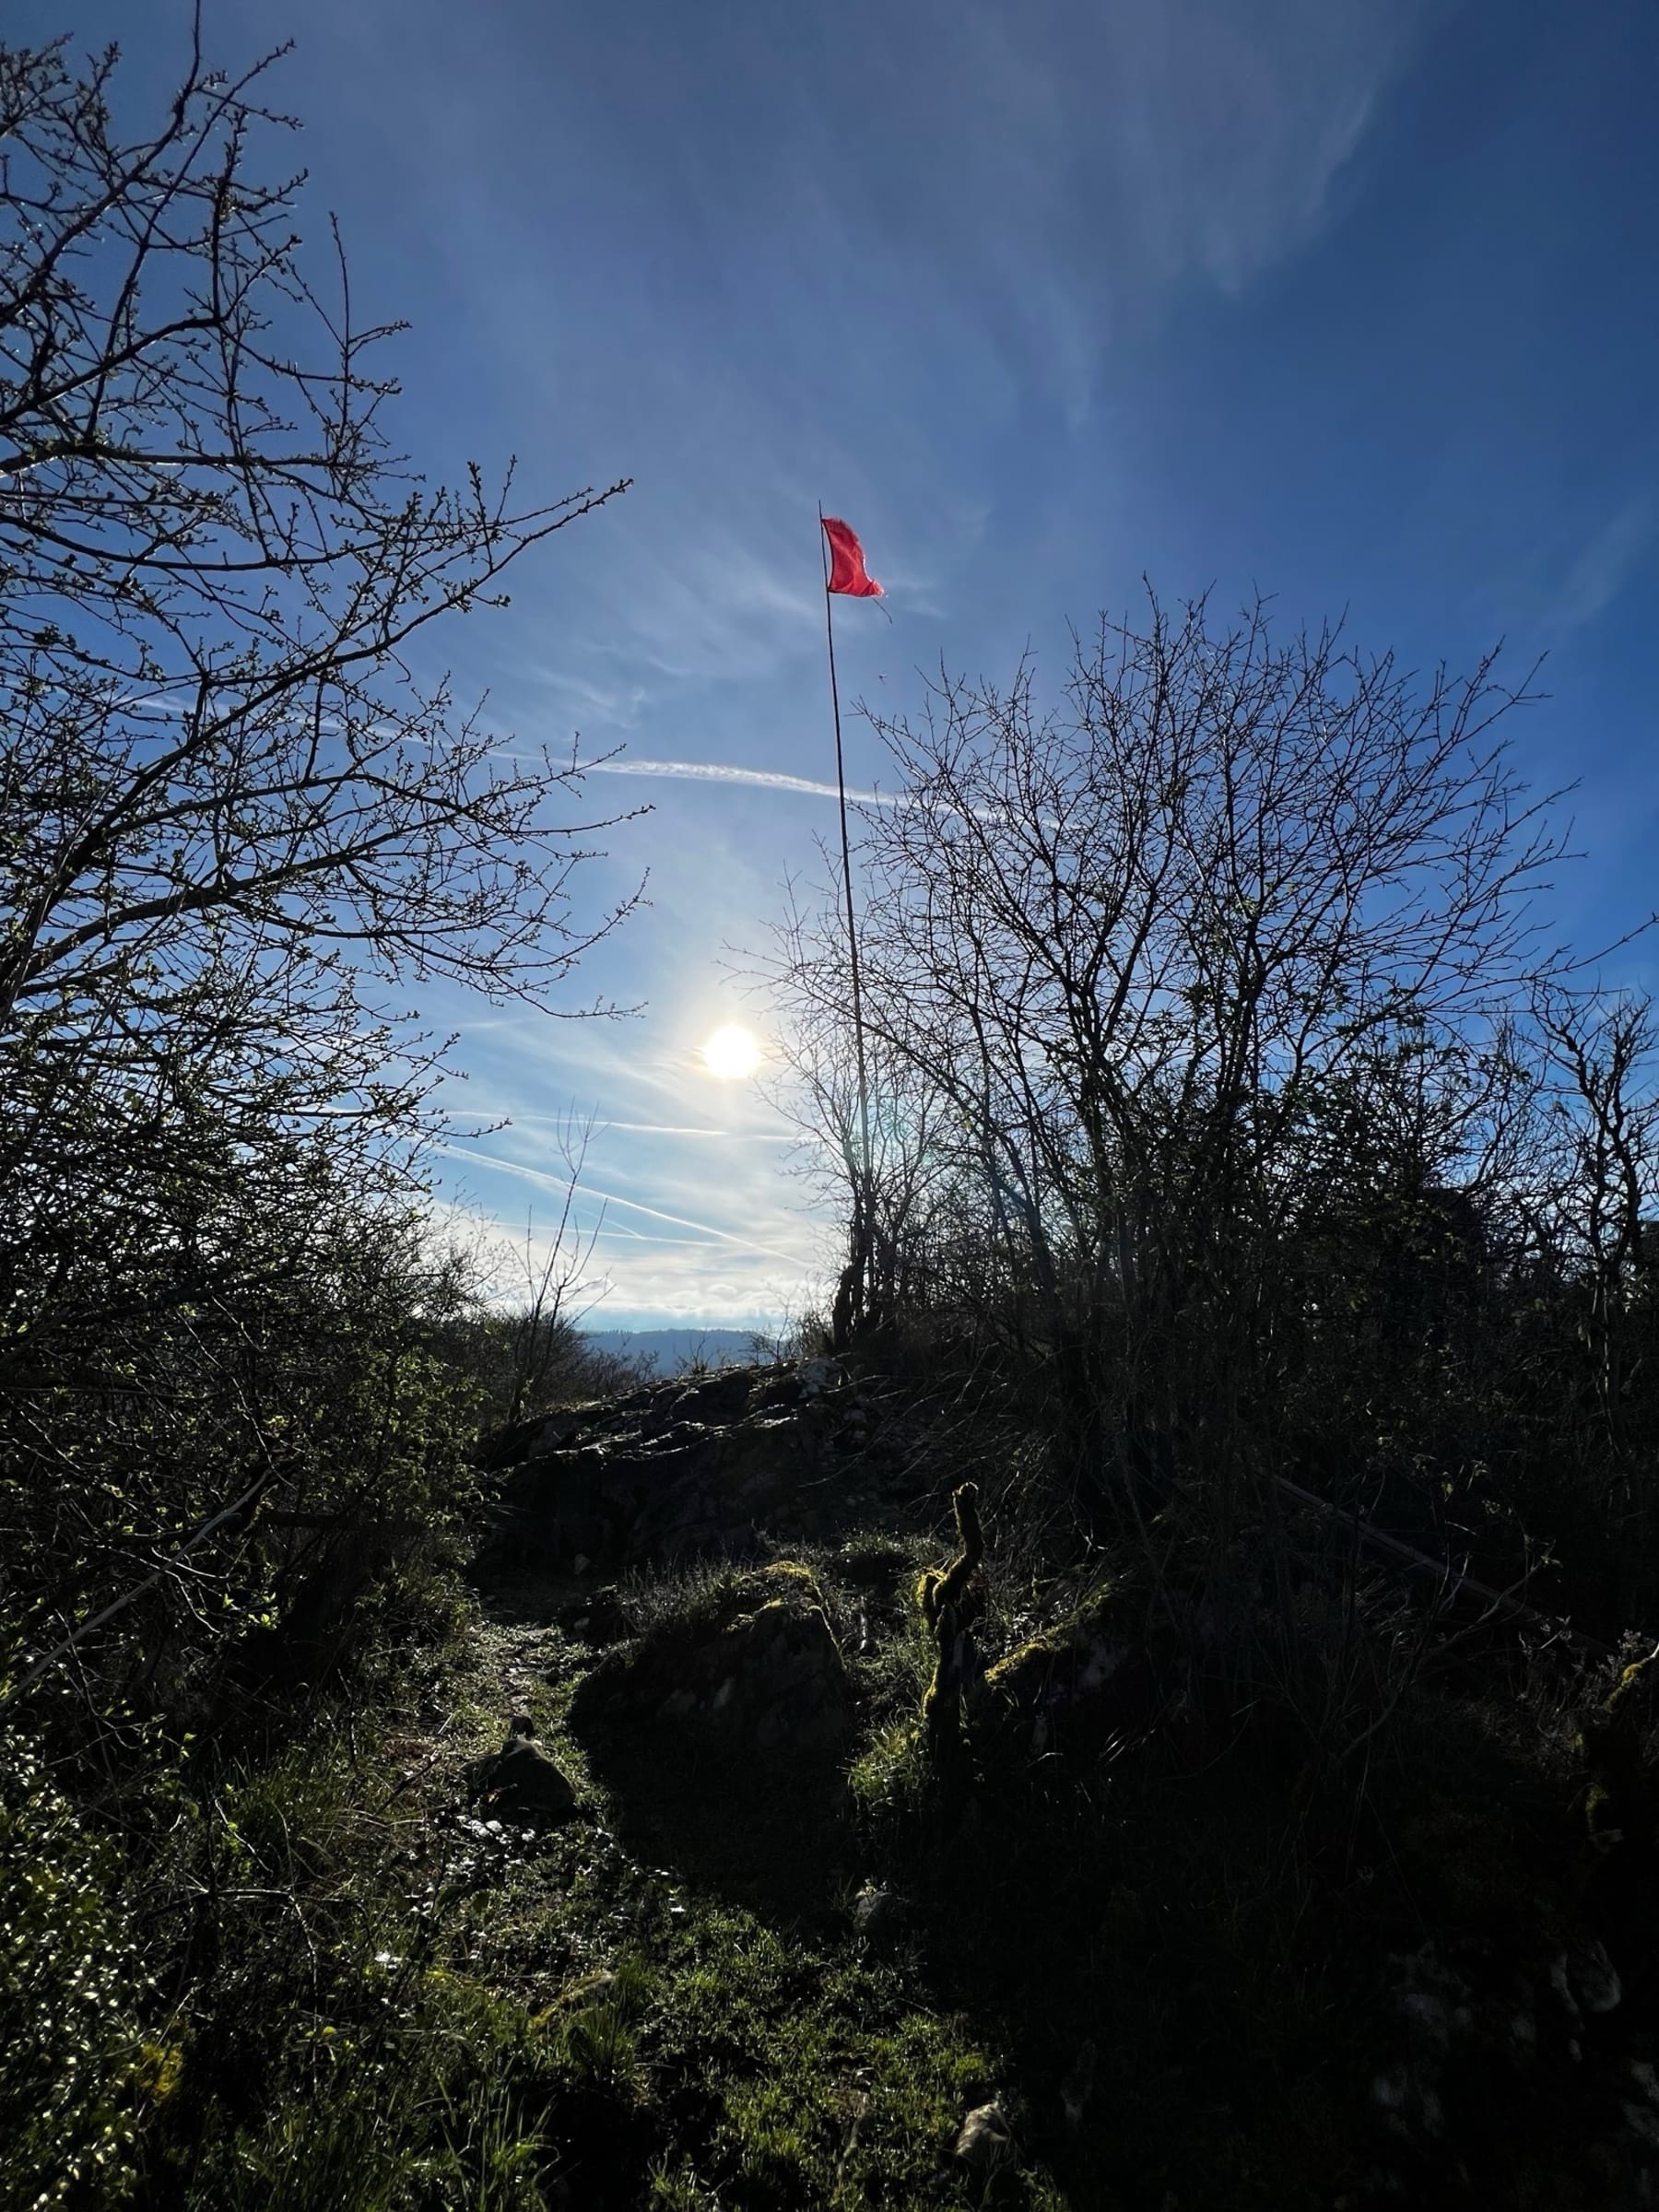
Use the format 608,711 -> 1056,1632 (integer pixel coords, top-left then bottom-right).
821,515 -> 883,597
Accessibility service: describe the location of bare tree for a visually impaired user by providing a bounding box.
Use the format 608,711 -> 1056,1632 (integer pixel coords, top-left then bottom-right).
0,26 -> 641,1090
0,24 -> 643,1709
498,1107 -> 611,1425
763,877 -> 971,1336
764,590 -> 1571,1519
1529,987 -> 1659,1573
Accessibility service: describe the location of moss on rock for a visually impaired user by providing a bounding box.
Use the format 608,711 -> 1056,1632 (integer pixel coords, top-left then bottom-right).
569,1562 -> 853,1753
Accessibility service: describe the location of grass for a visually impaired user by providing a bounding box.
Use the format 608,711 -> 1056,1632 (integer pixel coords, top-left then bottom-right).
21,1533 -> 1066,2212
11,1450 -> 1653,2211
152,1752 -> 1069,2208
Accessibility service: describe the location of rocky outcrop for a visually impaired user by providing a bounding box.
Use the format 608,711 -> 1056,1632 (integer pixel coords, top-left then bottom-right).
568,1561 -> 853,1754
1351,1930 -> 1659,2207
953,2100 -> 1014,2174
476,1359 -> 886,1577
556,1584 -> 636,1646
982,1585 -> 1166,1760
468,1714 -> 582,1823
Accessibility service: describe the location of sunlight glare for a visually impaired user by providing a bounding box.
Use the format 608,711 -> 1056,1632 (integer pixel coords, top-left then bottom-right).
701,1022 -> 763,1080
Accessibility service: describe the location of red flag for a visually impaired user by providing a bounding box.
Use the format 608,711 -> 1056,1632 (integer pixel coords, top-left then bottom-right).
822,514 -> 883,597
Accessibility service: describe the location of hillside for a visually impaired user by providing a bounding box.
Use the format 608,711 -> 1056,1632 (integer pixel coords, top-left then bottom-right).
8,21 -> 1659,2212
20,1347 -> 1656,2210
448,1357 -> 1659,2207
578,1329 -> 763,1376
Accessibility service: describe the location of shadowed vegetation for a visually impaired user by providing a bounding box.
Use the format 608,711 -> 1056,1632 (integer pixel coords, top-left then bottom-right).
9,21 -> 1659,2212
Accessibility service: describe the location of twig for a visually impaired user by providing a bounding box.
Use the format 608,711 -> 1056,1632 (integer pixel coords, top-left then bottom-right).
1272,1471 -> 1621,1662
0,1458 -> 279,1716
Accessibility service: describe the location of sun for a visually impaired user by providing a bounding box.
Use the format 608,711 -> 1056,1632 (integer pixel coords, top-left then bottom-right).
701,1022 -> 763,1080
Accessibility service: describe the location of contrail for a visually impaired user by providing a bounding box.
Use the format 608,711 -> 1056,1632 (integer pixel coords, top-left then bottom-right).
601,1121 -> 795,1141
580,1180 -> 819,1268
585,755 -> 1007,826
585,758 -> 905,808
436,1143 -> 818,1268
490,1108 -> 793,1142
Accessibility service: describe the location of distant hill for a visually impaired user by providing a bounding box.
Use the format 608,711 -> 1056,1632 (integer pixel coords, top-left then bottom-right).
578,1326 -> 766,1375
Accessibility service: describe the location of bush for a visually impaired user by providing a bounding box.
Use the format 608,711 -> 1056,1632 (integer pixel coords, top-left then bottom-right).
0,1728 -> 148,2211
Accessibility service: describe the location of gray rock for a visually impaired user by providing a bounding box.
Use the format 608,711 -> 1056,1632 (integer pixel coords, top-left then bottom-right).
470,1714 -> 580,1824
557,1584 -> 636,1645
481,1362 -> 856,1579
797,1356 -> 841,1399
1550,1939 -> 1623,2021
570,1563 -> 853,1754
672,1367 -> 755,1425
1059,2039 -> 1097,2128
954,2100 -> 1013,2172
852,1882 -> 897,1936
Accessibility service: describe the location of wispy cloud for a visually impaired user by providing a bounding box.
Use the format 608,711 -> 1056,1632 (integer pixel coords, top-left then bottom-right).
425,1192 -> 820,1325
437,1142 -> 818,1268
347,0 -> 1430,742
243,0 -> 1453,1326
578,1182 -> 818,1266
1085,0 -> 1421,299
1554,494 -> 1656,633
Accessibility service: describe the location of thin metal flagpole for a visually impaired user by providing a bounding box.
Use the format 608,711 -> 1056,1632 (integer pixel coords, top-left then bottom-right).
819,505 -> 875,1336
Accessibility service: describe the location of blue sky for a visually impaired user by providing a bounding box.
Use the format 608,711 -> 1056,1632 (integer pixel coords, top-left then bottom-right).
28,0 -> 1659,1327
